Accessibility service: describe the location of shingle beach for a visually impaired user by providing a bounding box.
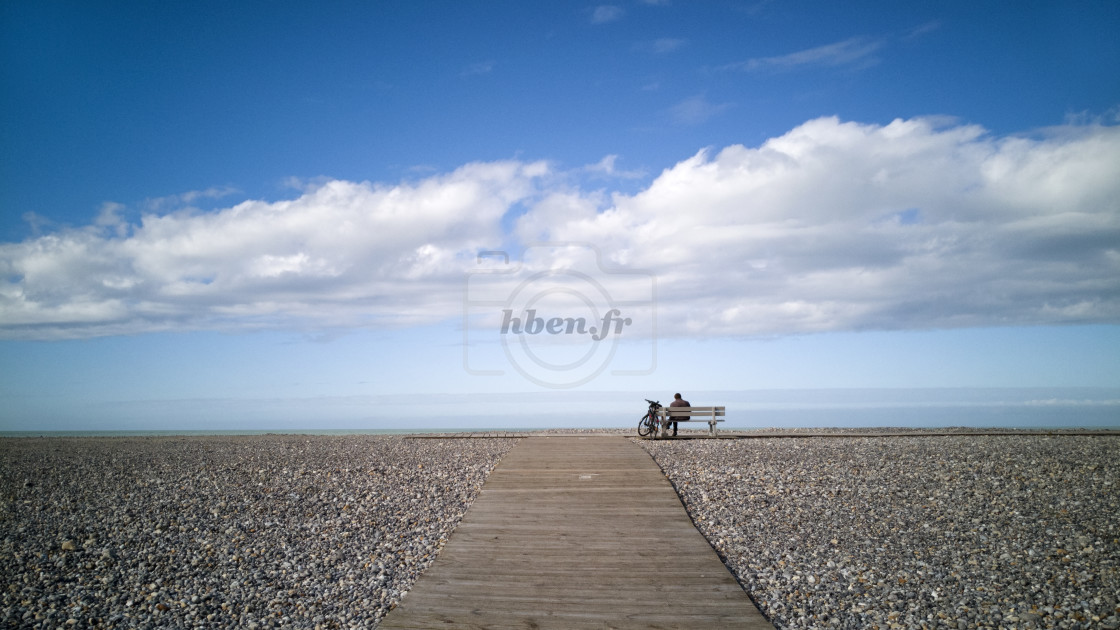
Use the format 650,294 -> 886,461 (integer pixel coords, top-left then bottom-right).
1,435 -> 516,629
3,432 -> 1118,629
641,434 -> 1120,629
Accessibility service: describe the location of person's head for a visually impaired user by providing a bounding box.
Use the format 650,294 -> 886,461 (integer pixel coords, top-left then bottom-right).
674,393 -> 682,400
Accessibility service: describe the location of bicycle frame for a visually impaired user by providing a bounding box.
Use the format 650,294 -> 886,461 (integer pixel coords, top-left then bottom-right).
638,399 -> 662,437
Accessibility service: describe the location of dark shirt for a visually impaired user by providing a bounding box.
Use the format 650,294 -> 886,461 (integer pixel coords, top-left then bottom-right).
669,398 -> 691,421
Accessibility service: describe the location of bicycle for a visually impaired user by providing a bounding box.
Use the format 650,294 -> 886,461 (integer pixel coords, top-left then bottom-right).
637,399 -> 662,437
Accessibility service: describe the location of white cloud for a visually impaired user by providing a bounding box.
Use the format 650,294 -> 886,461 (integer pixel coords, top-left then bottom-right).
583,154 -> 646,179
903,21 -> 942,41
94,202 -> 129,238
724,37 -> 884,72
143,186 -> 240,212
516,117 -> 1120,336
2,117 -> 1118,341
0,161 -> 547,339
634,38 -> 685,54
590,5 -> 624,24
669,94 -> 733,125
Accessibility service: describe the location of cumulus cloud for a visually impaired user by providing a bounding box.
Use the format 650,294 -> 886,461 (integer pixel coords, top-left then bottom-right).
143,186 -> 240,212
517,117 -> 1120,336
2,117 -> 1118,340
582,155 -> 646,179
0,161 -> 548,339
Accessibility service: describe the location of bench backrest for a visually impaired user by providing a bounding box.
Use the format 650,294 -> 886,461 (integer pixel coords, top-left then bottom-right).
660,406 -> 725,418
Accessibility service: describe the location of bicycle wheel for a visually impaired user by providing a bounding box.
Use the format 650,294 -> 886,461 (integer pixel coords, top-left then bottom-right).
637,413 -> 654,437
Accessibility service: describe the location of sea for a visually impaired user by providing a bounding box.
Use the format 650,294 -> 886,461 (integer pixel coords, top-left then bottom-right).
2,387 -> 1117,437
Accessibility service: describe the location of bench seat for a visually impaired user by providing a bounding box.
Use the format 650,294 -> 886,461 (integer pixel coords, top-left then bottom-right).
656,406 -> 725,436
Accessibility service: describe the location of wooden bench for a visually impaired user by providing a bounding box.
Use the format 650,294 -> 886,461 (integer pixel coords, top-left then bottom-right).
657,406 -> 725,437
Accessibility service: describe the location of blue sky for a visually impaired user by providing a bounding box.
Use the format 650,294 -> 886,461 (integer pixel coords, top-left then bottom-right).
2,1 -> 1119,430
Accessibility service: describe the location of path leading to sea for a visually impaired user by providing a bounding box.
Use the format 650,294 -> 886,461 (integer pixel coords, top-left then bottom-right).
379,435 -> 772,629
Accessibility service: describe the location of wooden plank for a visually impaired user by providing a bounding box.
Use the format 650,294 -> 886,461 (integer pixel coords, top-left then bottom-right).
660,407 -> 726,426
379,436 -> 771,629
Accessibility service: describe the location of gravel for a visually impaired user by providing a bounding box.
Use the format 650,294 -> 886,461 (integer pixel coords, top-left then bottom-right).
639,435 -> 1120,629
0,434 -> 516,629
6,431 -> 1117,630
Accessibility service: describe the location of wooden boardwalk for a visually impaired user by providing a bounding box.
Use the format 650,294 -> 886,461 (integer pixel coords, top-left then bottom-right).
379,435 -> 771,629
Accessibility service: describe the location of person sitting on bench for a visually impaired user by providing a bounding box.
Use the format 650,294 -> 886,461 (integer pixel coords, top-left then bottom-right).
667,392 -> 690,437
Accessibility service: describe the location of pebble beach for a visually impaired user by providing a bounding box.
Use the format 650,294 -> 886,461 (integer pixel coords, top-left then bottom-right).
0,435 -> 516,629
641,434 -> 1120,629
2,431 -> 1118,629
